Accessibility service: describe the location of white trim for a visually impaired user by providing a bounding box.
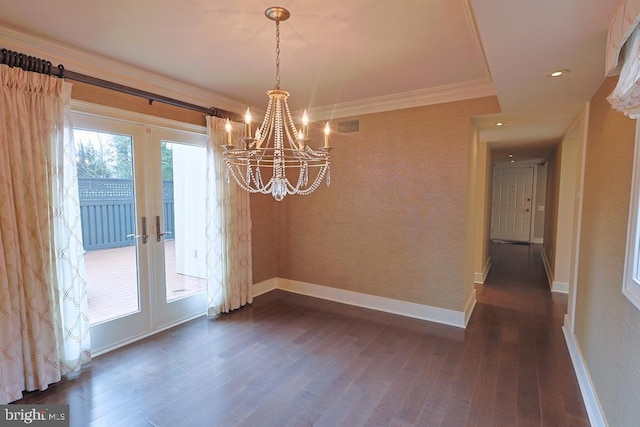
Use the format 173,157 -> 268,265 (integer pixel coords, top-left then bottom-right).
0,24 -> 244,114
463,289 -> 477,327
493,160 -> 546,168
490,164 -> 536,242
309,79 -> 496,120
541,250 -> 554,290
461,0 -> 493,82
551,281 -> 569,294
532,237 -> 544,244
622,120 -> 640,311
92,313 -> 204,358
252,278 -> 278,298
562,323 -> 608,427
276,278 -> 470,328
474,256 -> 492,284
530,165 -> 539,246
71,100 -> 206,134
0,24 -> 495,122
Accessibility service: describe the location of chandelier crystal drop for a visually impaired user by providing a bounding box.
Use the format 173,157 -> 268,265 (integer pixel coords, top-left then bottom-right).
222,6 -> 332,201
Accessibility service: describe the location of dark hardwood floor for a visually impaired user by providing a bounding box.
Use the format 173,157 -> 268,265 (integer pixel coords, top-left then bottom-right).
15,243 -> 588,426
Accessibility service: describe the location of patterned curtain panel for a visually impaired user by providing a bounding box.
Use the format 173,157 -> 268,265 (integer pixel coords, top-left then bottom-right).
205,116 -> 253,316
0,65 -> 90,404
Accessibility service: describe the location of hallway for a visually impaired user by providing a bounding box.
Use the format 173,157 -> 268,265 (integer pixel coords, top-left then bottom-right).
472,242 -> 587,425
15,243 -> 588,426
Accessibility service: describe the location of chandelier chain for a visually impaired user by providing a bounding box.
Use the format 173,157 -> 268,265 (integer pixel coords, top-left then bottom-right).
275,20 -> 281,89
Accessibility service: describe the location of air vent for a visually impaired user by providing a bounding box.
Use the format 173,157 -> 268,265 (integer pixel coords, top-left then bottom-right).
336,119 -> 360,134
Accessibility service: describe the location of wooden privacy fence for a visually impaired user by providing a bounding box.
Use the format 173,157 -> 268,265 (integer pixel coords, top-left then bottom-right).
78,178 -> 175,251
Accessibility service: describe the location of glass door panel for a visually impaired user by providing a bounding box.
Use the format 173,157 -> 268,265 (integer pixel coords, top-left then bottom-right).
72,108 -> 206,354
73,129 -> 140,325
72,113 -> 151,355
162,141 -> 207,302
150,129 -> 207,329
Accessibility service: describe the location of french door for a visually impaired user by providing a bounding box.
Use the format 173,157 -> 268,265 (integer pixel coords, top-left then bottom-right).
72,107 -> 207,355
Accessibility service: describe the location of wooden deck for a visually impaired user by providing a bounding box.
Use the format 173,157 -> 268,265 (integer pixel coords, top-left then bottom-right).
85,240 -> 205,325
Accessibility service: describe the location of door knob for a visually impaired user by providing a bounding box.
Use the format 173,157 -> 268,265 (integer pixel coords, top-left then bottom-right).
126,216 -> 148,244
156,216 -> 173,242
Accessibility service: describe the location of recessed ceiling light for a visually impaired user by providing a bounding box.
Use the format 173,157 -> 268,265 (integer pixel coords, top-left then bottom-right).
510,160 -> 515,163
548,69 -> 570,77
495,122 -> 504,126
508,154 -> 513,158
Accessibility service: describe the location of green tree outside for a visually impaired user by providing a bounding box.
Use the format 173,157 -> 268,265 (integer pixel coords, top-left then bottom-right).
76,142 -> 111,178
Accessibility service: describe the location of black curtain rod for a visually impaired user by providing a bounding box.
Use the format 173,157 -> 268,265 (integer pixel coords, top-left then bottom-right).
0,48 -> 240,121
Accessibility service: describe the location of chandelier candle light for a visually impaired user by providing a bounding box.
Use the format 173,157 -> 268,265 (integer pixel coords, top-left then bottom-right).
223,6 -> 333,201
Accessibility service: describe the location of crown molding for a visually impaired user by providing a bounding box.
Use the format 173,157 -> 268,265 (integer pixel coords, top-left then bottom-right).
0,24 -> 245,115
1,23 -> 496,121
462,0 -> 493,82
309,78 -> 497,120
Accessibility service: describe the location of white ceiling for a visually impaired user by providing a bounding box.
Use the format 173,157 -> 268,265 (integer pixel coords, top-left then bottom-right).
0,0 -> 623,163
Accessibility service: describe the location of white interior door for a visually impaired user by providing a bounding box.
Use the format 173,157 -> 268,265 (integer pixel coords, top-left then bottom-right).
491,166 -> 535,242
72,110 -> 206,355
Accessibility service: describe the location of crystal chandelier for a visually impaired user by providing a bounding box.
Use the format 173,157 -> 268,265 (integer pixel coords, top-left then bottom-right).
223,6 -> 332,201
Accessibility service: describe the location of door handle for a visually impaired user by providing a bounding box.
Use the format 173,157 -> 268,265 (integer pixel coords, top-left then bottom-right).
127,216 -> 148,244
156,216 -> 173,242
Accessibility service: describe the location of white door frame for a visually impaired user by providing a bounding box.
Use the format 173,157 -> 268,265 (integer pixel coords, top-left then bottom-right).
491,163 -> 537,242
72,101 -> 207,355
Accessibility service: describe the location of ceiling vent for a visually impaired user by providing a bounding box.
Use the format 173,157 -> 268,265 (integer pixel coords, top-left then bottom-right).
336,119 -> 360,134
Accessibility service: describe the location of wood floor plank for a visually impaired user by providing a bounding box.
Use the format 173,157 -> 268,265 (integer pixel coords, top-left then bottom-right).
13,243 -> 590,426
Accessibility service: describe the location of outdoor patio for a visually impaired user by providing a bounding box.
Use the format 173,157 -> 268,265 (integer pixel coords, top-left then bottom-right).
85,240 -> 206,325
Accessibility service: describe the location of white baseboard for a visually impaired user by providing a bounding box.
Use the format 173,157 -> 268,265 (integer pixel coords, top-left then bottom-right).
540,251 -> 568,293
464,289 -> 476,327
474,257 -> 492,284
552,281 -> 569,294
532,237 -> 544,244
562,324 -> 607,427
275,278 -> 470,328
540,250 -> 554,290
252,278 -> 278,297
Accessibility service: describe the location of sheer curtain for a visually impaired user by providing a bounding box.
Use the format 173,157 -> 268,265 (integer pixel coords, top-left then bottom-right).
205,116 -> 253,316
608,26 -> 640,118
51,80 -> 91,373
0,65 -> 90,404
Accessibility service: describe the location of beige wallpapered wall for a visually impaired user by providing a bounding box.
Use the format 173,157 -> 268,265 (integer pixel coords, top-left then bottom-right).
71,82 -> 500,312
474,141 -> 492,279
576,76 -> 640,426
542,144 -> 561,276
250,96 -> 500,311
71,81 -> 206,126
554,136 -> 580,284
250,194 -> 277,284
